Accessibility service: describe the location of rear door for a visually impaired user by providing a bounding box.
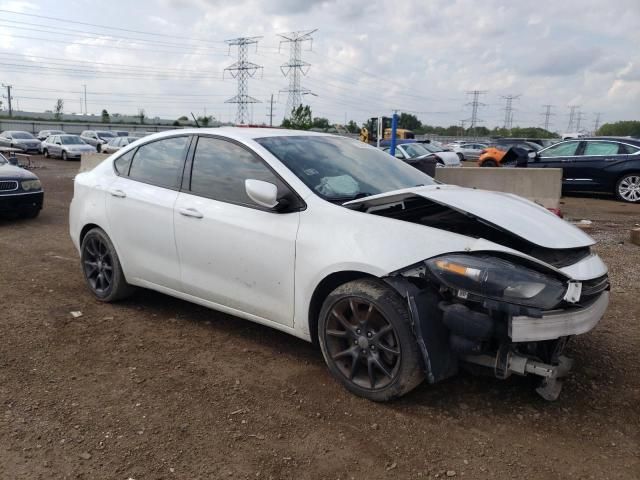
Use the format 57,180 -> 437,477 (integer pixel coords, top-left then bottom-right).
50,136 -> 61,157
174,135 -> 300,326
105,135 -> 191,290
572,140 -> 628,190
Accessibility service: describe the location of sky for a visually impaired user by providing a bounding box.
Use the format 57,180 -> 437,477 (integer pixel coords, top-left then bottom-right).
0,0 -> 638,131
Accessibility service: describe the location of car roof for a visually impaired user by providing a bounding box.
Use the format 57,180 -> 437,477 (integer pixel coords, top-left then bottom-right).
137,127 -> 332,143
580,136 -> 640,146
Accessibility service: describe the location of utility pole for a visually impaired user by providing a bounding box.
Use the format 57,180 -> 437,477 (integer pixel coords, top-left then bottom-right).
541,104 -> 555,131
593,112 -> 602,134
224,36 -> 263,125
501,94 -> 521,130
83,84 -> 87,115
2,84 -> 13,117
266,93 -> 275,127
567,105 -> 580,132
465,90 -> 487,136
278,29 -> 317,119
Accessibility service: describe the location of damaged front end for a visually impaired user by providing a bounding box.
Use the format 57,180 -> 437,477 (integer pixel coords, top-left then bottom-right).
384,253 -> 610,401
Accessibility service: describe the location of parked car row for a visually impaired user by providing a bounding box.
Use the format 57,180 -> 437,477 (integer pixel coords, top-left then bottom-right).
0,129 -> 150,156
477,137 -> 640,203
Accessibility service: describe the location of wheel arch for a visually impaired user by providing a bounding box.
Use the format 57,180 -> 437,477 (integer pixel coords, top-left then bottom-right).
307,270 -> 377,346
79,222 -> 103,246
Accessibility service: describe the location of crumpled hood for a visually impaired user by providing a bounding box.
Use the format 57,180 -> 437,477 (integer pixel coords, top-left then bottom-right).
344,184 -> 594,249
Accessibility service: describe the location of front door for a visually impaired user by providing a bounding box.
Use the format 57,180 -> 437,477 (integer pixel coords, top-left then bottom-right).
174,136 -> 299,326
534,140 -> 582,184
105,135 -> 191,290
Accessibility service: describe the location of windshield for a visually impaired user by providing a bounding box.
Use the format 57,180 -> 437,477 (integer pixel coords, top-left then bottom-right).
420,142 -> 444,153
255,136 -> 435,201
401,143 -> 432,158
97,131 -> 115,138
61,136 -> 85,145
12,132 -> 35,139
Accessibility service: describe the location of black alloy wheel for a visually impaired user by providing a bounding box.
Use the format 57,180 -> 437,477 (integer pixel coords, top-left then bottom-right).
82,235 -> 114,296
319,279 -> 424,401
80,228 -> 134,302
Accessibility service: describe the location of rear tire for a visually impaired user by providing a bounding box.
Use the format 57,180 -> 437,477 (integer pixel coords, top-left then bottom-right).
318,278 -> 424,401
457,152 -> 464,161
80,228 -> 135,302
43,149 -> 49,158
96,144 -> 102,153
615,173 -> 640,203
481,159 -> 498,167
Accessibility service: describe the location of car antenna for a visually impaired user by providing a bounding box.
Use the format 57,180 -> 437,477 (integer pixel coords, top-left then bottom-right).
191,112 -> 200,128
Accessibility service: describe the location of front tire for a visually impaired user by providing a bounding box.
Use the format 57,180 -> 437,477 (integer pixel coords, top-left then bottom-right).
62,151 -> 68,161
43,149 -> 49,158
96,143 -> 102,153
80,228 -> 135,302
457,152 -> 464,161
615,173 -> 640,203
318,278 -> 424,401
481,159 -> 498,167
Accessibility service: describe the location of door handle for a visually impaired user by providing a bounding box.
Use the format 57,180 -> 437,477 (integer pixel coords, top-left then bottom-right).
109,189 -> 126,198
178,207 -> 203,219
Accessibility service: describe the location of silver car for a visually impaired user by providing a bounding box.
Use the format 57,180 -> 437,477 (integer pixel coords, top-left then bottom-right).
101,136 -> 138,154
0,131 -> 42,153
79,130 -> 117,152
452,143 -> 488,161
37,129 -> 66,141
42,135 -> 96,160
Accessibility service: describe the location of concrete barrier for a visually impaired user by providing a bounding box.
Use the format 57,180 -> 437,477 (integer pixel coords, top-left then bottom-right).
80,153 -> 110,173
434,167 -> 562,209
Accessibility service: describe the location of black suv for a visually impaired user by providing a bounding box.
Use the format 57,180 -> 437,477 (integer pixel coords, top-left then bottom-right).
529,137 -> 640,203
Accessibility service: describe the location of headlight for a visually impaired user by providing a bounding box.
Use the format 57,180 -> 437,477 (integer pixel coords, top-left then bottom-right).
426,254 -> 566,310
21,179 -> 42,191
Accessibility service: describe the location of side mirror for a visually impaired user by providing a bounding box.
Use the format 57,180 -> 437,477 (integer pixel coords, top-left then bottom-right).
528,151 -> 538,160
245,179 -> 278,209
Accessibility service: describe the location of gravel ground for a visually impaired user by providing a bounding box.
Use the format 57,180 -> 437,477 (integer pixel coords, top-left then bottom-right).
0,156 -> 639,480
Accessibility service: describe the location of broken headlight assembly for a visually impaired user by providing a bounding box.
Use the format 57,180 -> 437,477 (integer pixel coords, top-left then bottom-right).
426,254 -> 566,310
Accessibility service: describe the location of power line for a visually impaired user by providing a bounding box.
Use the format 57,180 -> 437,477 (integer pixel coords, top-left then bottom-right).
278,29 -> 317,119
0,9 -> 227,45
224,36 -> 263,125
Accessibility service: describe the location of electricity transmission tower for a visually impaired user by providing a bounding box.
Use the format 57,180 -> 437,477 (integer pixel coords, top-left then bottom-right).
501,94 -> 520,129
224,36 -> 263,125
567,105 -> 580,131
575,109 -> 585,132
278,29 -> 317,119
593,112 -> 602,133
541,104 -> 555,131
465,90 -> 487,135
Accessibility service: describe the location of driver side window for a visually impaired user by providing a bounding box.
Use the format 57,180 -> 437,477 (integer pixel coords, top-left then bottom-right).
189,136 -> 287,209
541,141 -> 580,157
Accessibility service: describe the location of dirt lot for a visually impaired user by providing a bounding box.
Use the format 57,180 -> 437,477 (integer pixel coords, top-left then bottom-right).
1,156 -> 639,480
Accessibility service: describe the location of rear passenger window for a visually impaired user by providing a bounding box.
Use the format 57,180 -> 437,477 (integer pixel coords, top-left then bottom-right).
114,149 -> 135,176
583,142 -> 620,156
128,136 -> 188,188
189,136 -> 286,207
621,144 -> 640,154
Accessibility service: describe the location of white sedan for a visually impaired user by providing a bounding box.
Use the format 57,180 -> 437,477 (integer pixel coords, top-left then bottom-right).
69,128 -> 609,401
385,142 -> 461,167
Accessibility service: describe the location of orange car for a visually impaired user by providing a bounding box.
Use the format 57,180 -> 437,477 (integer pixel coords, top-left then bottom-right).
477,141 -> 542,167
